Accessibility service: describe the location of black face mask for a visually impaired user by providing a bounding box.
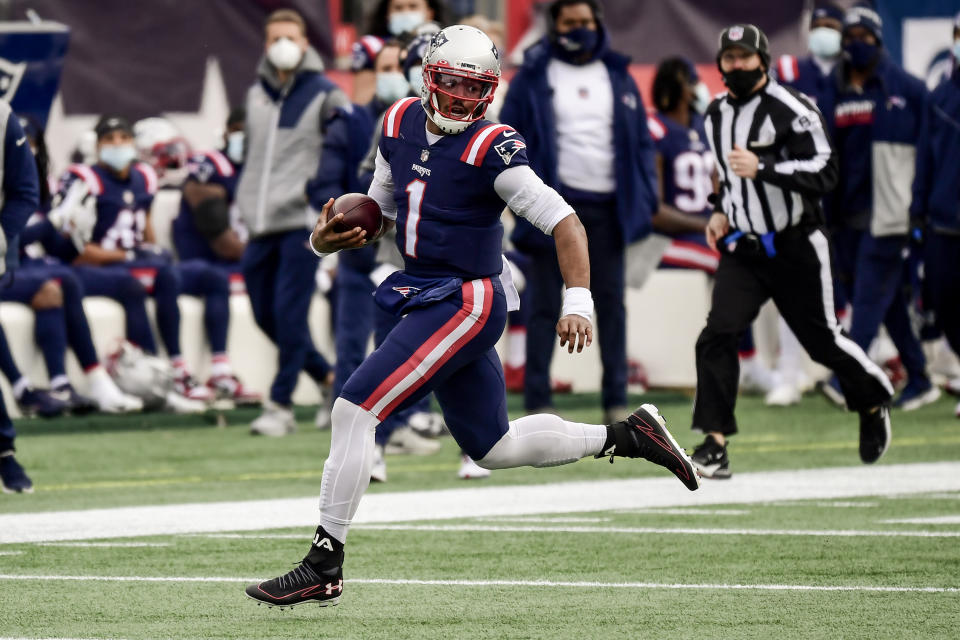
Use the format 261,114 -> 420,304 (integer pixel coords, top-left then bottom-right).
722,67 -> 765,98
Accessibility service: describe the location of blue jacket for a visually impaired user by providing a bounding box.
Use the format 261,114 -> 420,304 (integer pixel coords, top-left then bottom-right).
818,53 -> 928,237
911,68 -> 960,234
499,36 -> 658,251
1,108 -> 40,271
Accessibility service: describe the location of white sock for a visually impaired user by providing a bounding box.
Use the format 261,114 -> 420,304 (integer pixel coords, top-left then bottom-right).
478,413 -> 607,469
12,377 -> 31,399
50,374 -> 70,390
210,353 -> 232,378
506,328 -> 526,368
318,398 -> 379,544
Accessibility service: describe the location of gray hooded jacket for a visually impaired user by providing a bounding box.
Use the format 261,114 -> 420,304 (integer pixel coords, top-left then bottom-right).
236,46 -> 349,237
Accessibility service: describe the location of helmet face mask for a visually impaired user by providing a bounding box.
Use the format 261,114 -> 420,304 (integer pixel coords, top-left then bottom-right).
421,25 -> 501,134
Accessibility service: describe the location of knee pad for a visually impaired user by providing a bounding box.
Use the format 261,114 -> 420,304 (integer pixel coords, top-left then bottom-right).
330,398 -> 379,436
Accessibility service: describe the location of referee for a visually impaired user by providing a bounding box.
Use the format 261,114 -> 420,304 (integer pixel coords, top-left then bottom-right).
689,24 -> 893,479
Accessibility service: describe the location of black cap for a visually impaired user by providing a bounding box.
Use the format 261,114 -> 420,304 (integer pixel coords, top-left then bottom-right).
226,106 -> 246,128
717,24 -> 770,69
843,5 -> 883,43
94,115 -> 133,140
811,5 -> 845,27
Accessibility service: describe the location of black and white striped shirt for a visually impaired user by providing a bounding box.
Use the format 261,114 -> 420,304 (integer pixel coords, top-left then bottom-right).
704,77 -> 838,234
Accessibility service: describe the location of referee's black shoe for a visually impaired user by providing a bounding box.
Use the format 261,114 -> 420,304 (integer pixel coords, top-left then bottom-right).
690,435 -> 732,480
858,405 -> 891,464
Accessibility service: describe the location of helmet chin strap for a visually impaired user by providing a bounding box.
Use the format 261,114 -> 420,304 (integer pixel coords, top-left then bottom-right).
426,93 -> 473,135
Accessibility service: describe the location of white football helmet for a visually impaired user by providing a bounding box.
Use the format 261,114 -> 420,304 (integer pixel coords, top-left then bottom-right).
421,25 -> 501,134
106,340 -> 174,410
133,117 -> 191,187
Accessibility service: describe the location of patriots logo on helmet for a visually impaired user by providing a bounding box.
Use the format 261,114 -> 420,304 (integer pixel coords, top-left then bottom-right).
392,286 -> 422,298
494,139 -> 526,165
729,26 -> 744,41
0,57 -> 26,101
433,31 -> 449,48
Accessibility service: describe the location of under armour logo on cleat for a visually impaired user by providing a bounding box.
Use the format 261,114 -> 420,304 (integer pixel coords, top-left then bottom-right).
312,534 -> 334,551
325,579 -> 343,595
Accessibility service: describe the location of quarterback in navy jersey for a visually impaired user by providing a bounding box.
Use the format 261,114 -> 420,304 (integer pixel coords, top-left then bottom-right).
245,24 -> 699,610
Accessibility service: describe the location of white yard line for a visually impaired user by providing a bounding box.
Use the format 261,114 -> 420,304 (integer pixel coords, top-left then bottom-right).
3,462 -> 960,544
0,551 -> 24,556
0,573 -> 956,594
349,523 -> 960,538
475,516 -> 611,523
615,508 -> 751,515
881,515 -> 960,525
36,542 -> 171,548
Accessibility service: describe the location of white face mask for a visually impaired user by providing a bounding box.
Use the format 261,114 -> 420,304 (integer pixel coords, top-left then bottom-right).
376,71 -> 411,104
954,39 -> 960,65
808,27 -> 842,59
225,131 -> 245,164
692,82 -> 711,114
267,37 -> 303,71
389,10 -> 426,36
407,65 -> 425,97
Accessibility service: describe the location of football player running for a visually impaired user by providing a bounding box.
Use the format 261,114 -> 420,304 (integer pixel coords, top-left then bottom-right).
245,25 -> 700,610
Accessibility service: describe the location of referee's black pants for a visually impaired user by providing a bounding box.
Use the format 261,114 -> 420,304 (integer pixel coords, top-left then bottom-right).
692,226 -> 893,436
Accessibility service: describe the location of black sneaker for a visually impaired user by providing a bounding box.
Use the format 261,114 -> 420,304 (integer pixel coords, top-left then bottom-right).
598,403 -> 700,491
0,451 -> 34,493
858,405 -> 891,464
17,387 -> 67,418
245,560 -> 343,609
690,436 -> 732,479
51,384 -> 98,416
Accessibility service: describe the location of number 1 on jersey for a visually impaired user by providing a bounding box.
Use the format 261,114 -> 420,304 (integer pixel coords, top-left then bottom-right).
405,179 -> 426,258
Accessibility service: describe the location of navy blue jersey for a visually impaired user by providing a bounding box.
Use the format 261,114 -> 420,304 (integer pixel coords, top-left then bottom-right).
379,97 -> 529,279
55,162 -> 157,250
173,150 -> 245,262
775,54 -> 836,106
832,81 -> 883,218
647,112 -> 714,225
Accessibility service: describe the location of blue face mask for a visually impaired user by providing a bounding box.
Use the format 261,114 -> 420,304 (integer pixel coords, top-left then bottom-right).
808,27 -> 841,59
389,10 -> 425,36
407,65 -> 424,97
225,131 -> 245,164
376,71 -> 411,104
99,144 -> 137,171
556,27 -> 599,54
953,40 -> 960,65
844,39 -> 880,70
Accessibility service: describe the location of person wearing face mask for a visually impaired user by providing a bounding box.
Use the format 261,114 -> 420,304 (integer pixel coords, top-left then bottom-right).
910,11 -> 960,418
52,115 -> 245,412
688,24 -> 894,480
350,0 -> 447,104
236,9 -> 349,436
775,4 -> 845,105
814,6 -> 936,413
500,0 -> 658,424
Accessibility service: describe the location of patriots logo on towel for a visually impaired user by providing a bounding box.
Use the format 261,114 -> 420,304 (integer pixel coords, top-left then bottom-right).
494,139 -> 526,165
0,57 -> 27,101
392,286 -> 422,298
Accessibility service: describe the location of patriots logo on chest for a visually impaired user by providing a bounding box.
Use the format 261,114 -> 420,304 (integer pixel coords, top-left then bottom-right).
494,139 -> 526,165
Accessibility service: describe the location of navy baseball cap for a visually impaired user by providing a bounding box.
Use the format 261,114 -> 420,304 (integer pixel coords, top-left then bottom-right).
811,5 -> 844,27
94,115 -> 133,139
843,5 -> 883,42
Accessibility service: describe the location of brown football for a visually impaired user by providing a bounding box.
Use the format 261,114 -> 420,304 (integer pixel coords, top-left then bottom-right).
331,193 -> 383,237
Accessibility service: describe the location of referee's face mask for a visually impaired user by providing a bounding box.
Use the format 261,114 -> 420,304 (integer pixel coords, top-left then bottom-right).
719,47 -> 765,98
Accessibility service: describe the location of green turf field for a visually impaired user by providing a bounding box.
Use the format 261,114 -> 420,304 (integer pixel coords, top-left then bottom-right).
2,391 -> 959,639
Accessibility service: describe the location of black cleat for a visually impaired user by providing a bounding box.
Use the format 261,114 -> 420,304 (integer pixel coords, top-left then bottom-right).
245,560 -> 343,609
599,403 -> 700,491
858,405 -> 891,464
690,436 -> 732,480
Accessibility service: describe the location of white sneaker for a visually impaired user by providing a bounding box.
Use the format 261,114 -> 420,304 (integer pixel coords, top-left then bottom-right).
946,377 -> 960,397
458,454 -> 491,479
370,445 -> 387,483
251,403 -> 296,437
315,403 -> 331,430
164,389 -> 207,414
765,382 -> 801,406
385,426 -> 441,455
739,358 -> 778,394
88,367 -> 143,413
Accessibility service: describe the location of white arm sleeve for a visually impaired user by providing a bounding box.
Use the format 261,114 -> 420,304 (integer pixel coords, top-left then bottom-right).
367,148 -> 398,221
493,165 -> 573,235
